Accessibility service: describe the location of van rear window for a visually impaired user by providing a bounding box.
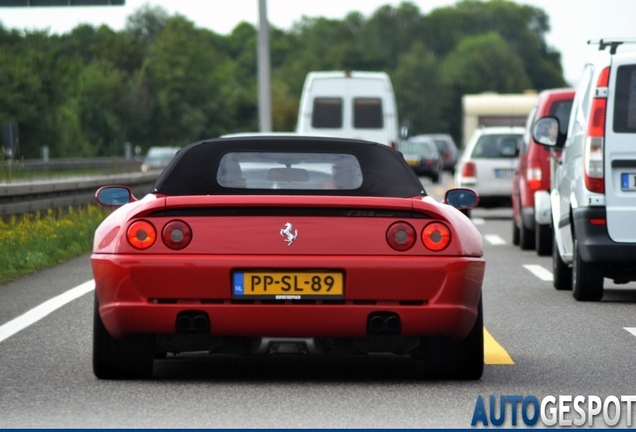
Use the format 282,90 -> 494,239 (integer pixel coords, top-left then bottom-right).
614,65 -> 636,133
312,98 -> 342,128
354,98 -> 383,129
550,100 -> 573,134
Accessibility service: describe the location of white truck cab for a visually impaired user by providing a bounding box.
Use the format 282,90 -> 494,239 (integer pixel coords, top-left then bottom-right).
296,71 -> 399,148
532,39 -> 636,301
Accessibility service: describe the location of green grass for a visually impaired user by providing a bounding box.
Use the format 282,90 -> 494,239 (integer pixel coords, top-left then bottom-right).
0,206 -> 111,286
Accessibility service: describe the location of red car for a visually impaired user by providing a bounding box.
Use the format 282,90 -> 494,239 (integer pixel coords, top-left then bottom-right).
512,88 -> 574,255
91,136 -> 485,380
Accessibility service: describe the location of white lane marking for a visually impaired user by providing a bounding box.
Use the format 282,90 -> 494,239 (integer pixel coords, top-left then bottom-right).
625,328 -> 636,337
484,234 -> 506,245
523,264 -> 554,281
472,218 -> 485,225
0,279 -> 94,344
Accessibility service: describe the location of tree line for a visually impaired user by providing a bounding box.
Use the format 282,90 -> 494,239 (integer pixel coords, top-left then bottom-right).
0,0 -> 566,159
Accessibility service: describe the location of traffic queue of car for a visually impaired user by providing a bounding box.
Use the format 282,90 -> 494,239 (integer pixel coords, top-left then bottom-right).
88,42 -> 636,380
456,39 -> 636,303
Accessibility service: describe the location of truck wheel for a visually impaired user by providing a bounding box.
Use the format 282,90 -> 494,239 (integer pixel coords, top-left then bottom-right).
552,236 -> 572,291
572,239 -> 604,301
535,223 -> 552,256
419,297 -> 483,380
93,295 -> 155,379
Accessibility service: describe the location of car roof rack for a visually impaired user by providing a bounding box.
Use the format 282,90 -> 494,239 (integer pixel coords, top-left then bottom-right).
588,39 -> 636,55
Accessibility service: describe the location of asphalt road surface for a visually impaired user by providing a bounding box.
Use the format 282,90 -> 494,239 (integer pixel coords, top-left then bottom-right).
1,172 -> 635,428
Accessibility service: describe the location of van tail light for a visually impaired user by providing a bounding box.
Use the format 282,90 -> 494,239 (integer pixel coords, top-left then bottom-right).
422,222 -> 451,251
386,222 -> 416,251
390,140 -> 398,149
527,161 -> 542,190
461,161 -> 476,178
127,220 -> 157,250
584,66 -> 609,194
162,220 -> 192,250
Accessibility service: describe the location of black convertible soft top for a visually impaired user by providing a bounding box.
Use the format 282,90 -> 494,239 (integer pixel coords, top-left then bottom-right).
152,136 -> 426,198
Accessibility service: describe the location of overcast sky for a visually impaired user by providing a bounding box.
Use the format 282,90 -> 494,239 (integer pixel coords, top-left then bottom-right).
1,0 -> 635,85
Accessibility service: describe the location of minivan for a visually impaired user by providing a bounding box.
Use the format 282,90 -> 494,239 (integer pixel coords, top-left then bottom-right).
532,40 -> 636,301
512,88 -> 574,255
296,71 -> 399,148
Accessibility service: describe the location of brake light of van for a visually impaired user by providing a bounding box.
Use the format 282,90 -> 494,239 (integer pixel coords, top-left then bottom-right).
527,161 -> 542,190
584,67 -> 610,194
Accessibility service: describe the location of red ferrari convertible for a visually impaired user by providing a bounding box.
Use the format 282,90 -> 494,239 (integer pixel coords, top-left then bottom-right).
91,136 -> 485,379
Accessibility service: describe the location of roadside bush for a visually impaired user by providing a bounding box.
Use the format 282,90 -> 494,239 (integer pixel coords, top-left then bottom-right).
0,206 -> 110,286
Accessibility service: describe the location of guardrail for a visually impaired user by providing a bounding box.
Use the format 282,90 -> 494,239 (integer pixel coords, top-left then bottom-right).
0,171 -> 161,216
1,157 -> 142,172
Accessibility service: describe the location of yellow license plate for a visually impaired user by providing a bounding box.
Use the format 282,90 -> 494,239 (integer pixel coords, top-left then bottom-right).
232,271 -> 343,299
406,159 -> 419,166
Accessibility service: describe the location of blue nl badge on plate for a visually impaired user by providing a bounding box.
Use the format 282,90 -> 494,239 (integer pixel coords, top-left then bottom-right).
233,272 -> 245,295
622,173 -> 630,190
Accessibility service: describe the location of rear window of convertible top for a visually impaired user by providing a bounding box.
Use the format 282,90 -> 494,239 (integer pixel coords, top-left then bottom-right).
217,152 -> 363,190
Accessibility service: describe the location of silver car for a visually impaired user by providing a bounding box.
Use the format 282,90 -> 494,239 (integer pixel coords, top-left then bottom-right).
454,126 -> 523,209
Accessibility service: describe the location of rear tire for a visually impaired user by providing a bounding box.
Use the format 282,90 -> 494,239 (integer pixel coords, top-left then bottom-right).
93,295 -> 155,379
512,220 -> 520,246
535,223 -> 552,256
420,297 -> 483,380
519,221 -> 535,250
572,239 -> 604,301
552,236 -> 572,291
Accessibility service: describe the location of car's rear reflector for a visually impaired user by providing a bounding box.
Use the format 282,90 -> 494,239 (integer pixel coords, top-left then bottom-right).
589,218 -> 606,225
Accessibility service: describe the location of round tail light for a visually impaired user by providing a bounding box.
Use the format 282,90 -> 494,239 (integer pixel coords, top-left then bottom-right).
162,220 -> 192,250
386,222 -> 416,251
422,222 -> 451,251
127,220 -> 157,250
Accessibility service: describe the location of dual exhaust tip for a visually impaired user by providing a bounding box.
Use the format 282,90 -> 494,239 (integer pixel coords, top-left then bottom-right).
367,312 -> 401,335
175,310 -> 401,336
176,311 -> 210,333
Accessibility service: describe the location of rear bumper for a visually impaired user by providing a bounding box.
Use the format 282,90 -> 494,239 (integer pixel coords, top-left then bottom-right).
92,254 -> 485,341
573,207 -> 636,262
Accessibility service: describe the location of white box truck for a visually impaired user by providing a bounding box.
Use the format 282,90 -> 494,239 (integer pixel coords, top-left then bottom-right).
462,91 -> 538,147
296,71 -> 399,148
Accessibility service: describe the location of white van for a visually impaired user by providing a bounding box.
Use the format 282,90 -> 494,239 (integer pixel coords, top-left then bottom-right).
532,40 -> 636,301
296,71 -> 399,148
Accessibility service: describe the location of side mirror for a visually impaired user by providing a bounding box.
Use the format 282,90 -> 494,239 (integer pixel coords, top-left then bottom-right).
532,117 -> 566,148
95,186 -> 135,207
444,188 -> 479,210
499,139 -> 519,157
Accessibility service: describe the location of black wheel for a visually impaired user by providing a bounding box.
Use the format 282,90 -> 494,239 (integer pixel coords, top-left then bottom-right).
419,297 -> 483,380
535,223 -> 552,256
93,296 -> 155,379
431,173 -> 440,184
572,239 -> 604,301
552,235 -> 572,290
512,219 -> 520,246
519,221 -> 535,250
